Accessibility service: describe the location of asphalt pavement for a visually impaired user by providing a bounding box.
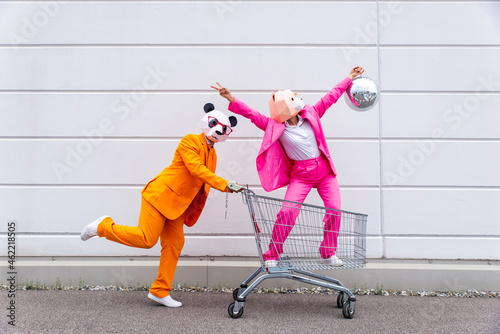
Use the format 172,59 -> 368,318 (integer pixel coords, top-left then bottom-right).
1,290 -> 499,333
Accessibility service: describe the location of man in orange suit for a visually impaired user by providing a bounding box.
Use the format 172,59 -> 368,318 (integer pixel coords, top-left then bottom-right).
80,103 -> 240,307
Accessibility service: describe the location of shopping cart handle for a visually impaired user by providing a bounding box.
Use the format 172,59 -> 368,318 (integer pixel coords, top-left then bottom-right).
227,181 -> 244,192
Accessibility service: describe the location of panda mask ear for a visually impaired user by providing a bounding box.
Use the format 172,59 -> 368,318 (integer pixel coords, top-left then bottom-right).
229,116 -> 237,127
204,103 -> 215,113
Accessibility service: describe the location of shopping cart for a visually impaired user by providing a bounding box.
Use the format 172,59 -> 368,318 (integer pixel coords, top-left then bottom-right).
228,188 -> 367,319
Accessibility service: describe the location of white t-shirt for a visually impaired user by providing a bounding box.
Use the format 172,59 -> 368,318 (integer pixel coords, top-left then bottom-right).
279,115 -> 320,161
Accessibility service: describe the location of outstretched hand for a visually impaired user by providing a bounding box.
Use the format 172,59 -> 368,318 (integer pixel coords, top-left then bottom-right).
348,66 -> 364,80
211,82 -> 234,104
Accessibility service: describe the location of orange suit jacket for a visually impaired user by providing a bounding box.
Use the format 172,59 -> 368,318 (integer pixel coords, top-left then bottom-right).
141,133 -> 228,227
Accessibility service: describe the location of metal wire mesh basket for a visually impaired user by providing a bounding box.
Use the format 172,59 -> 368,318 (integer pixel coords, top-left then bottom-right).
242,189 -> 367,270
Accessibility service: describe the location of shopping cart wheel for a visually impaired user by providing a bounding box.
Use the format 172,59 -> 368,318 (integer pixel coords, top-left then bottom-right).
337,292 -> 346,308
228,302 -> 244,319
232,288 -> 245,301
342,300 -> 356,319
232,288 -> 239,300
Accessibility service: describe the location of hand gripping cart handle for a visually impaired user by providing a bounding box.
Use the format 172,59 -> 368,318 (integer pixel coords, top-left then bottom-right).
228,188 -> 368,319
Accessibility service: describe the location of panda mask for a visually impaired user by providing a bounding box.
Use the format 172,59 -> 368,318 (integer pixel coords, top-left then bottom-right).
199,103 -> 237,143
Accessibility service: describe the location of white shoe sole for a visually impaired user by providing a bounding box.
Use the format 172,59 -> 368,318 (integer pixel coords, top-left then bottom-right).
148,293 -> 182,308
264,260 -> 278,267
321,257 -> 344,267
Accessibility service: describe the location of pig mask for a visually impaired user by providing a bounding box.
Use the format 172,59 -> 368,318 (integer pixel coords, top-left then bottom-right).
268,89 -> 305,123
199,103 -> 237,143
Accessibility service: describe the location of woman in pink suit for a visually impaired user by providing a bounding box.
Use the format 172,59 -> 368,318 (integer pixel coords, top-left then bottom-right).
212,67 -> 364,267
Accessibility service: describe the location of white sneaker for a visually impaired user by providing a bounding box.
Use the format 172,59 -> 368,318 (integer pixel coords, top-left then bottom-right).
321,255 -> 344,267
264,260 -> 278,267
80,216 -> 108,241
148,293 -> 182,308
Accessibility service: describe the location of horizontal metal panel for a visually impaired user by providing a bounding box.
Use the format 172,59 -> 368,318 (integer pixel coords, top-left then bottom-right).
0,186 -> 379,235
380,48 -> 500,92
381,141 -> 500,187
0,47 -> 378,91
0,2 -> 377,45
0,91 -> 379,138
385,237 -> 500,260
0,235 -> 383,258
381,93 -> 500,139
379,2 -> 500,45
383,189 -> 500,235
0,139 -> 380,185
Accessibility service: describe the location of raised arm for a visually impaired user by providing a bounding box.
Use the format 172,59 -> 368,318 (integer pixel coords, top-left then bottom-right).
313,66 -> 364,118
211,82 -> 269,131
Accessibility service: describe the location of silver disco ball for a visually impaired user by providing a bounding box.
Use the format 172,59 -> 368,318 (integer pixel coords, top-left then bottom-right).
344,76 -> 379,111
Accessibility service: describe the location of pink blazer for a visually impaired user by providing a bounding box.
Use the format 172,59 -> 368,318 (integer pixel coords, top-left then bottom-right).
228,77 -> 352,192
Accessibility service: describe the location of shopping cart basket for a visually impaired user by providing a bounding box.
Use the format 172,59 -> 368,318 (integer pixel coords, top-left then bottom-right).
228,189 -> 367,319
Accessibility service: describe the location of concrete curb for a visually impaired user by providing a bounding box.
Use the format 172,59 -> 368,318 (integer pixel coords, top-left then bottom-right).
5,256 -> 500,292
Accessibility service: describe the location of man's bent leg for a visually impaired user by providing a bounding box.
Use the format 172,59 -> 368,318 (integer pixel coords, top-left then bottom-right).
97,197 -> 165,248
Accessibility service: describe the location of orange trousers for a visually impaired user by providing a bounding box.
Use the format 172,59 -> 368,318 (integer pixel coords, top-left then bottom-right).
97,197 -> 184,298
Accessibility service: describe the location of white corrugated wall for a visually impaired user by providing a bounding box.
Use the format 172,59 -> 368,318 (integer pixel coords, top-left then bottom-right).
1,1 -> 499,272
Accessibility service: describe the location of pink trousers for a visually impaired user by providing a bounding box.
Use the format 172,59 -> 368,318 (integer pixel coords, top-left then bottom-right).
263,154 -> 341,261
